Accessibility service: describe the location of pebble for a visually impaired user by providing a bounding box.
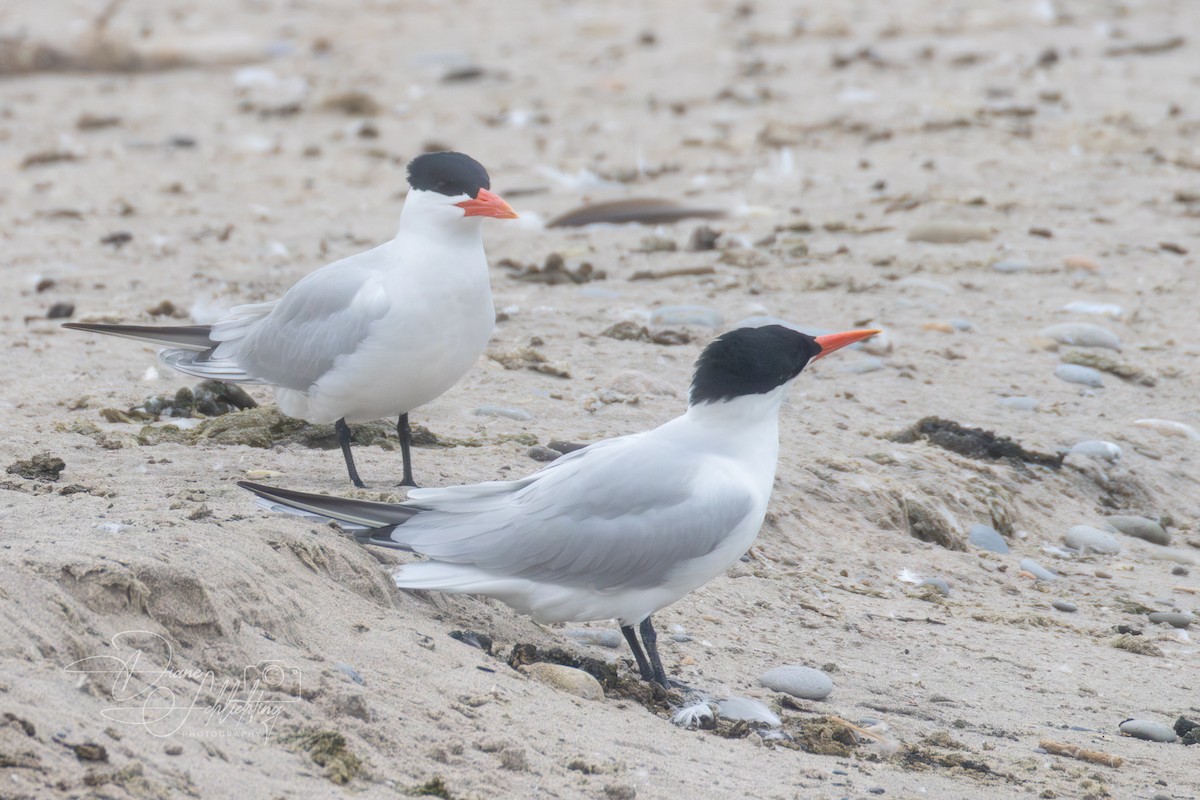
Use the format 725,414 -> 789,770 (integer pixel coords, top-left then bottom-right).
1105,515 -> 1170,546
1063,525 -> 1121,555
906,222 -> 992,244
991,258 -> 1031,273
968,524 -> 1010,554
1147,611 -> 1194,629
1038,323 -> 1121,350
650,305 -> 723,327
527,445 -> 562,462
1060,301 -> 1123,318
519,663 -> 604,700
997,396 -> 1039,411
1068,440 -> 1122,461
1171,566 -> 1189,576
1134,418 -> 1200,441
861,330 -> 893,355
1055,364 -> 1104,387
473,405 -> 533,421
1063,255 -> 1101,272
1019,558 -> 1058,581
1051,600 -> 1078,613
1119,719 -> 1178,743
564,628 -> 623,648
717,696 -> 781,726
839,357 -> 884,374
759,665 -> 833,701
920,577 -> 951,596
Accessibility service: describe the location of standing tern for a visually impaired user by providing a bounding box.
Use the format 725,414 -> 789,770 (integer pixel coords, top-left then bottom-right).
65,151 -> 518,487
239,324 -> 879,686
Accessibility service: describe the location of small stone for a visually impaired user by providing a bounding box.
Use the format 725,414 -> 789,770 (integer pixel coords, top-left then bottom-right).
164,744 -> 183,755
1171,566 -> 1188,576
1134,418 -> 1200,441
46,301 -> 75,319
73,743 -> 108,762
1068,441 -> 1122,461
335,663 -> 365,685
1055,364 -> 1104,388
839,357 -> 884,374
604,784 -> 637,800
1105,516 -> 1169,546
759,665 -> 833,701
717,697 -> 781,726
1038,323 -> 1121,350
1060,301 -> 1123,318
907,222 -> 992,243
528,445 -> 562,462
1063,255 -> 1100,272
564,629 -> 623,648
1147,611 -> 1194,629
992,258 -> 1031,273
520,663 -> 604,700
1051,600 -> 1077,613
1019,558 -> 1058,581
473,405 -> 534,421
1063,525 -> 1120,554
997,396 -> 1039,411
1119,719 -> 1177,743
649,305 -> 723,327
968,524 -> 1009,554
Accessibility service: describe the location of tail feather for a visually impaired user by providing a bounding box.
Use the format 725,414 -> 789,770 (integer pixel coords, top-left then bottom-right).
62,322 -> 215,351
158,349 -> 264,383
238,482 -> 422,549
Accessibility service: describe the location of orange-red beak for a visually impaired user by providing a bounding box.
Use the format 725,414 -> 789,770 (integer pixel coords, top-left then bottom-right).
455,188 -> 518,219
812,329 -> 881,360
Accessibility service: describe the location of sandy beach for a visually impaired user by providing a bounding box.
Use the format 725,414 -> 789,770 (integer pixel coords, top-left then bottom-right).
1,0 -> 1198,797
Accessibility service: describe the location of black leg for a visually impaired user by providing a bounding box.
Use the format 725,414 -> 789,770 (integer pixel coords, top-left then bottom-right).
397,413 -> 418,487
335,418 -> 366,488
639,617 -> 669,687
620,624 -> 654,682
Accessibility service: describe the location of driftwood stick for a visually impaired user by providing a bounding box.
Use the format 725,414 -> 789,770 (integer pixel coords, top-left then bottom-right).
1039,739 -> 1124,768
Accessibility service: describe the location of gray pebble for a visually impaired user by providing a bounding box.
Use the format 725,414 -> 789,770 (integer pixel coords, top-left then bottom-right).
564,628 -> 623,648
1068,440 -> 1122,461
759,665 -> 833,701
650,305 -> 723,327
473,405 -> 534,421
1019,558 -> 1058,581
1038,322 -> 1121,350
949,318 -> 972,331
1063,525 -> 1121,555
1055,364 -> 1105,388
839,357 -> 884,374
920,577 -> 950,596
1119,718 -> 1178,743
968,523 -> 1010,554
1171,565 -> 1189,576
1105,515 -> 1170,546
527,445 -> 562,462
1148,611 -> 1194,629
997,396 -> 1039,411
992,258 -> 1031,273
1051,600 -> 1077,613
669,633 -> 693,642
717,696 -> 781,726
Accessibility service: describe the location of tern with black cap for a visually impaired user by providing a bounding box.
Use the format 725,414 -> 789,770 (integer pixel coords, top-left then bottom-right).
239,324 -> 879,686
66,152 -> 518,488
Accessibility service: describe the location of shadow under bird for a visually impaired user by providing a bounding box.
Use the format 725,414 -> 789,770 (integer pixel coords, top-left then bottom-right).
65,151 -> 518,488
240,324 -> 879,687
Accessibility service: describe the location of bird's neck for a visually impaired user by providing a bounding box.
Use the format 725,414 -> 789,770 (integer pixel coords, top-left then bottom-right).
679,388 -> 784,462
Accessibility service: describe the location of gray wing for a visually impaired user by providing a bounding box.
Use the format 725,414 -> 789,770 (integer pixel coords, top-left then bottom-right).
395,436 -> 757,590
213,250 -> 392,390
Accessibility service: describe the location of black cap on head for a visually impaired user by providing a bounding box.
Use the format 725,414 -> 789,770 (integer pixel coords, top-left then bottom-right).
407,152 -> 490,199
689,325 -> 822,405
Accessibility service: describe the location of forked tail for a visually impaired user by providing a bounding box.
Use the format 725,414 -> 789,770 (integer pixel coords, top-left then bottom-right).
238,481 -> 422,549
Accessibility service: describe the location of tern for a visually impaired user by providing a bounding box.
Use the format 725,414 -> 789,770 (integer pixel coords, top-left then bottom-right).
239,324 -> 879,686
65,151 -> 518,488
